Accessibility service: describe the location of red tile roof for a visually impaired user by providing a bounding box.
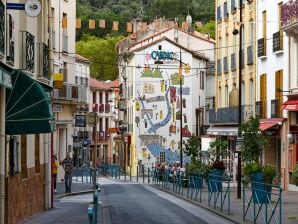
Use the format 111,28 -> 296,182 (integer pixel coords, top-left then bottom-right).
90,78 -> 119,90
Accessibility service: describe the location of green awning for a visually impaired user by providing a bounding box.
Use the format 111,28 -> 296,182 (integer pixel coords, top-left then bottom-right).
0,61 -> 12,89
5,70 -> 55,135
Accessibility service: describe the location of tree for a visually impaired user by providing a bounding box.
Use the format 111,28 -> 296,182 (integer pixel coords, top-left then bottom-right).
196,20 -> 215,40
239,116 -> 269,163
76,34 -> 124,80
183,135 -> 200,163
209,137 -> 228,161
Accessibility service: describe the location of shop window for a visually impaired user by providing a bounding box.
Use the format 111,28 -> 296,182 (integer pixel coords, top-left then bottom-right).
21,135 -> 28,178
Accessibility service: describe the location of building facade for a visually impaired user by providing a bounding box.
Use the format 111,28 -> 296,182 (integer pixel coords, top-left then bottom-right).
280,0 -> 298,191
0,0 -> 55,223
256,0 -> 289,189
89,79 -> 119,166
117,21 -> 215,174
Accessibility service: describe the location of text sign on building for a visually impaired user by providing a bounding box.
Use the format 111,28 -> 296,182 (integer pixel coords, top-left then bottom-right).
108,128 -> 119,133
150,51 -> 174,60
75,115 -> 86,127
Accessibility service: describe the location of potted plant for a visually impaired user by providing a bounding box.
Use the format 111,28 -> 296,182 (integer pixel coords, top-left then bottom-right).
186,161 -> 211,188
208,160 -> 225,192
291,163 -> 298,186
239,116 -> 276,203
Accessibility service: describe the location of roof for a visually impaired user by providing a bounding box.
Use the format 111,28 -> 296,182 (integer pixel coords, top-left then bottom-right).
90,78 -> 119,90
75,54 -> 91,64
129,36 -> 208,60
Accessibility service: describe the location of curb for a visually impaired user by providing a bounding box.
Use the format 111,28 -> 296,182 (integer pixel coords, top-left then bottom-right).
54,190 -> 94,199
151,185 -> 242,224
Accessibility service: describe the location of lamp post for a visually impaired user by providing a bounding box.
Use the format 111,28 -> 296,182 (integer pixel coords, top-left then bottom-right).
179,49 -> 183,167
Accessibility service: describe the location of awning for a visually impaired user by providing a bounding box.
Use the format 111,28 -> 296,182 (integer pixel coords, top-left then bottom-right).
5,70 -> 55,135
0,61 -> 12,89
281,99 -> 298,111
207,126 -> 238,136
259,118 -> 284,132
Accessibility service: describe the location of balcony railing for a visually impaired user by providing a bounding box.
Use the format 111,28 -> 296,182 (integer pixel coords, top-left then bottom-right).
281,0 -> 298,30
99,104 -> 105,113
37,43 -> 50,80
53,83 -> 79,101
231,53 -> 236,71
217,59 -> 222,75
62,34 -> 68,52
105,104 -> 111,113
246,45 -> 253,65
22,31 -> 35,72
273,31 -> 283,52
223,56 -> 228,73
258,38 -> 266,57
93,131 -> 110,140
209,105 -> 254,124
92,103 -> 98,112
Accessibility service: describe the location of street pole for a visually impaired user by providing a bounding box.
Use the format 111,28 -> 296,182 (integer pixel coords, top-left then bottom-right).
237,0 -> 243,199
93,125 -> 97,190
179,49 -> 183,167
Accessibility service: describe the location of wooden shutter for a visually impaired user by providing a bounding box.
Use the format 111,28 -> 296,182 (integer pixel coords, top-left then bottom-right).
260,74 -> 267,118
275,70 -> 283,117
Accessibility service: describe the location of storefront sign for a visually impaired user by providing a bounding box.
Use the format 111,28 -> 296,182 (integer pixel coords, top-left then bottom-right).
108,128 -> 119,133
75,115 -> 86,127
151,51 -> 174,60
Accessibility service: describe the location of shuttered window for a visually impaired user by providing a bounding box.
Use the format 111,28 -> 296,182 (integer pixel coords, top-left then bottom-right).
275,70 -> 283,117
260,74 -> 267,118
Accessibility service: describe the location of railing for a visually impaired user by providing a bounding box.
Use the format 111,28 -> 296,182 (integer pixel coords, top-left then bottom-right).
273,31 -> 283,52
258,38 -> 266,57
22,31 -> 35,72
62,34 -> 68,53
37,43 -> 50,80
281,0 -> 298,29
53,83 -> 79,101
92,103 -> 98,112
105,104 -> 111,113
247,45 -> 254,65
223,56 -> 228,73
242,181 -> 282,224
209,105 -> 254,124
231,53 -> 236,71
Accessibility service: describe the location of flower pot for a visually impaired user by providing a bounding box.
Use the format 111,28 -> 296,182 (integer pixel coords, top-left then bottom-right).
208,169 -> 224,192
189,175 -> 203,188
251,172 -> 272,204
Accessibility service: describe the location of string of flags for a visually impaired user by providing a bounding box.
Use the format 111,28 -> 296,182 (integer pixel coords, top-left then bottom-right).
61,18 -> 190,32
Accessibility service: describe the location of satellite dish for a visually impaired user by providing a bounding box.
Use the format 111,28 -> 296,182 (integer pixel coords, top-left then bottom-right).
25,0 -> 41,17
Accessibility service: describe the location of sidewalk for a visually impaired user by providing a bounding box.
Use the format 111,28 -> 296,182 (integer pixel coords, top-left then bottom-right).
55,181 -> 94,197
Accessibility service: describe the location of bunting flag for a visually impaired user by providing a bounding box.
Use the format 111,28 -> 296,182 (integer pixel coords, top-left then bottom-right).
127,22 -> 132,33
99,19 -> 105,28
76,19 -> 81,29
141,22 -> 147,31
112,21 -> 119,31
89,20 -> 95,29
62,18 -> 67,28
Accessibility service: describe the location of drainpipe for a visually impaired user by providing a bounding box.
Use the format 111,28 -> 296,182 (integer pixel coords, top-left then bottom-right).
0,87 -> 5,224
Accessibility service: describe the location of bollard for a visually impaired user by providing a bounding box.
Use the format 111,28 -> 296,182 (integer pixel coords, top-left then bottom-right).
94,190 -> 98,224
130,166 -> 132,181
115,165 -> 117,179
88,204 -> 93,224
137,166 -> 139,182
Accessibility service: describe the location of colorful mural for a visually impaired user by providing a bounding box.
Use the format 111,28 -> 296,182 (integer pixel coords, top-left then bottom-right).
141,66 -> 163,78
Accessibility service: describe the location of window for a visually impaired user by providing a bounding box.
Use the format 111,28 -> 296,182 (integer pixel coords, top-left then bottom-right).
241,81 -> 245,105
99,93 -> 103,104
35,134 -> 40,173
8,136 -> 19,176
99,118 -> 103,131
225,85 -> 229,107
225,33 -> 229,56
105,93 -> 109,104
200,71 -> 204,90
105,118 -> 109,131
160,152 -> 165,163
260,74 -> 267,118
21,135 -> 28,178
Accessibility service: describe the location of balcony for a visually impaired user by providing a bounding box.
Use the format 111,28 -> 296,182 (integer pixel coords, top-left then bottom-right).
273,31 -> 283,52
21,31 -> 35,73
62,34 -> 68,53
105,104 -> 111,113
92,103 -> 98,112
99,104 -> 105,113
258,38 -> 266,57
281,0 -> 298,35
246,45 -> 254,65
209,105 -> 254,124
223,56 -> 228,73
92,131 -> 110,140
53,83 -> 79,101
37,43 -> 50,80
217,59 -> 222,75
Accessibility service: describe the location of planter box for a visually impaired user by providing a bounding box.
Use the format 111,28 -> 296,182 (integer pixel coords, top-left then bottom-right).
208,169 -> 224,192
251,172 -> 272,204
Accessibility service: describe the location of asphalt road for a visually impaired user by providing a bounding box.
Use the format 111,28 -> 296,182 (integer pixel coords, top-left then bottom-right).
100,178 -> 233,224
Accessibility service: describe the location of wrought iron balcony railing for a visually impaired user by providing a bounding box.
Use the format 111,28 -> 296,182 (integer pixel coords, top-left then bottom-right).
258,38 -> 266,57
281,0 -> 298,29
273,31 -> 283,52
247,45 -> 254,65
21,31 -> 35,72
209,105 -> 254,124
37,43 -> 50,80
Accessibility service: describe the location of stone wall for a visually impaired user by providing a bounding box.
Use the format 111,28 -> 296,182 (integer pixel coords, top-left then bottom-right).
5,165 -> 45,224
